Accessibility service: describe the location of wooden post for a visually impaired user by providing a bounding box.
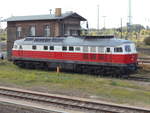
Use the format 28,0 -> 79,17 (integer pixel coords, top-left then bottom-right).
57,66 -> 60,75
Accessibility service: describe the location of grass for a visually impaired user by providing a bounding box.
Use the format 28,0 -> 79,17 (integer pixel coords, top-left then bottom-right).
0,60 -> 150,107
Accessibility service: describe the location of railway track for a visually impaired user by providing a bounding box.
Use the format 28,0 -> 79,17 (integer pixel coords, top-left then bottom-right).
138,57 -> 150,64
0,87 -> 149,113
128,76 -> 150,82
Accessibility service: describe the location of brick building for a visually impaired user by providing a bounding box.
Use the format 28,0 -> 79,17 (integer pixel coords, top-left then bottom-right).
6,8 -> 86,60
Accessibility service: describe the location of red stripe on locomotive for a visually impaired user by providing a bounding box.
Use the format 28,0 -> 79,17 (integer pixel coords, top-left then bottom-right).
12,50 -> 137,64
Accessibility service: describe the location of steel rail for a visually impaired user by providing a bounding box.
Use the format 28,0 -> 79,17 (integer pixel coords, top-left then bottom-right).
0,87 -> 149,113
127,76 -> 150,82
138,57 -> 150,64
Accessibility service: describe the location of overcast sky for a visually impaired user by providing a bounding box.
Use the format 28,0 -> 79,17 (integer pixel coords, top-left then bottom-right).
0,0 -> 150,28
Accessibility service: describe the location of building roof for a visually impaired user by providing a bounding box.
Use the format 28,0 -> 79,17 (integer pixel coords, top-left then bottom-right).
14,36 -> 133,47
6,12 -> 86,22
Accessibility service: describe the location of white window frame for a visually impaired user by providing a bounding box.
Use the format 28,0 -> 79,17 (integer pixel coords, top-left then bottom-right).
16,26 -> 22,37
29,26 -> 36,36
44,25 -> 50,37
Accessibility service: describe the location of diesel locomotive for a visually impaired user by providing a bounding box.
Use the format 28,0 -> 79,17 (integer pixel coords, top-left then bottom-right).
12,36 -> 138,77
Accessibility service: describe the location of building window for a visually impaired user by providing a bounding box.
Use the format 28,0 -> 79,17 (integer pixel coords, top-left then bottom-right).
32,45 -> 36,50
29,26 -> 36,36
50,46 -> 54,50
62,46 -> 67,51
44,46 -> 48,50
44,25 -> 50,37
16,26 -> 22,37
70,30 -> 78,36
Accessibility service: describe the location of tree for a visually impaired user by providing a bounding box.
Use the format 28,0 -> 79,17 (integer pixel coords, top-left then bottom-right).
144,36 -> 150,45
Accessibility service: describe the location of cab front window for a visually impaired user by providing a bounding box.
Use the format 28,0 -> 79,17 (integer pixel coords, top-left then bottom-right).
125,45 -> 131,52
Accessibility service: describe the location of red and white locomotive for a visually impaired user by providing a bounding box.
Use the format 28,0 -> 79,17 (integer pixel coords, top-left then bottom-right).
12,36 -> 138,77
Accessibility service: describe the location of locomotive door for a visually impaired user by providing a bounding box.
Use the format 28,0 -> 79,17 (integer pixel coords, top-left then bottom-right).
18,45 -> 23,57
83,46 -> 89,62
105,47 -> 112,63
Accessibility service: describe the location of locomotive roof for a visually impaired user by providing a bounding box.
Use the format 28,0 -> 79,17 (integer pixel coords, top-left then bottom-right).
14,36 -> 133,47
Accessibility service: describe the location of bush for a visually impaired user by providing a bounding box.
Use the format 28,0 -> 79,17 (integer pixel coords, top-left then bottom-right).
144,36 -> 150,45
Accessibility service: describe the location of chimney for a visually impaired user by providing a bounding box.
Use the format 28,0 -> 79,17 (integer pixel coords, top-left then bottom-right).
55,8 -> 61,16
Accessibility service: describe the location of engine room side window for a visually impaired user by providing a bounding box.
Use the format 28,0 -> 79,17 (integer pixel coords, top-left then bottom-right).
125,45 -> 131,52
98,47 -> 104,53
69,46 -> 74,51
114,47 -> 123,52
50,46 -> 54,50
83,46 -> 88,53
75,47 -> 81,51
62,46 -> 67,51
90,47 -> 96,53
32,45 -> 36,50
44,46 -> 48,50
106,48 -> 110,53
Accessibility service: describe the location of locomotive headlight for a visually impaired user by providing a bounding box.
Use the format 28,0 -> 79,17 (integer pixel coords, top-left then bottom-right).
131,55 -> 135,61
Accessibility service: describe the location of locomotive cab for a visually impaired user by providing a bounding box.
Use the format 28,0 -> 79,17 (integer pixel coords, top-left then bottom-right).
111,43 -> 138,72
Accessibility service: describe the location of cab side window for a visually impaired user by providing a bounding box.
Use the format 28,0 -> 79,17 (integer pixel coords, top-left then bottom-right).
125,45 -> 131,52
